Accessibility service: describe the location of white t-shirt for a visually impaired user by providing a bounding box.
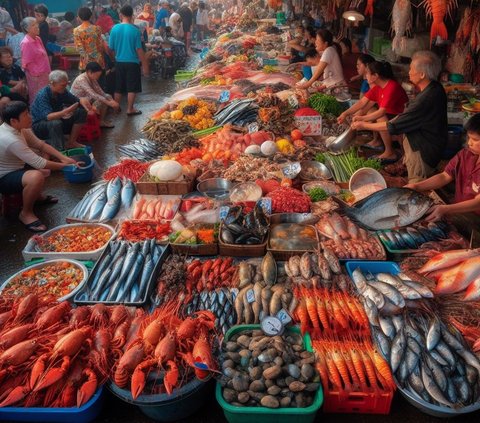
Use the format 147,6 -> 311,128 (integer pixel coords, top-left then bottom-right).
320,46 -> 345,88
196,10 -> 209,26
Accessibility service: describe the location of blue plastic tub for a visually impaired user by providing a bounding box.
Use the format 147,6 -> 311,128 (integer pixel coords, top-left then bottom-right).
108,377 -> 212,422
345,261 -> 401,279
0,387 -> 103,422
62,154 -> 94,183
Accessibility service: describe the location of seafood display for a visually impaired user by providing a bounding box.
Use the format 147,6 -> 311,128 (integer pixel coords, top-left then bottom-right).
0,297 -> 122,408
75,240 -> 164,304
118,220 -> 171,243
294,288 -> 370,336
68,178 -> 135,223
103,159 -> 150,182
30,224 -> 113,253
269,224 -> 318,251
141,119 -> 199,149
391,0 -> 412,53
215,98 -> 259,126
185,288 -> 237,334
267,187 -> 311,213
1,260 -> 86,300
222,155 -> 281,182
417,249 -> 480,298
220,204 -> 269,245
112,301 -> 218,399
219,328 -> 320,408
313,338 -> 395,394
377,221 -> 454,251
132,196 -> 180,220
342,188 -> 432,231
118,138 -> 166,162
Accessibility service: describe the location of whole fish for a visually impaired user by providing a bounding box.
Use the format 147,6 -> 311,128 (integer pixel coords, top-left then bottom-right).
116,253 -> 145,302
100,191 -> 122,222
88,191 -> 108,220
463,277 -> 480,301
342,188 -> 432,230
391,0 -> 412,53
418,248 -> 480,273
262,252 -> 277,285
447,256 -> 480,294
121,179 -> 136,210
368,279 -> 406,308
70,182 -> 105,218
135,253 -> 154,302
106,177 -> 122,201
376,273 -> 422,300
107,243 -> 140,301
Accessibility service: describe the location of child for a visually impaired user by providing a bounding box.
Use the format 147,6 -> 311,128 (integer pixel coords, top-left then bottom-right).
0,47 -> 28,101
406,113 -> 480,221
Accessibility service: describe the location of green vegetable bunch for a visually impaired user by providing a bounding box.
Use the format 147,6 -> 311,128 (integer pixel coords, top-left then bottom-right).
308,93 -> 343,117
308,187 -> 328,202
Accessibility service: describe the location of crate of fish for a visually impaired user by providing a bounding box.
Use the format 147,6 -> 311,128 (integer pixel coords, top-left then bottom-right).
376,221 -> 466,259
74,239 -> 168,306
66,177 -> 135,224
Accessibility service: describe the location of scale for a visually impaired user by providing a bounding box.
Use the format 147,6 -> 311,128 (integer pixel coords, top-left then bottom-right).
260,316 -> 285,336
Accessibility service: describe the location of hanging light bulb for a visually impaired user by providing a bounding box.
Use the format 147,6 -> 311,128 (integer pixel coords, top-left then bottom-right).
342,10 -> 365,21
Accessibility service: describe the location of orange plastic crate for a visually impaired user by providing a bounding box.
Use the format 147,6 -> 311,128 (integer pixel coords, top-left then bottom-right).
322,389 -> 394,414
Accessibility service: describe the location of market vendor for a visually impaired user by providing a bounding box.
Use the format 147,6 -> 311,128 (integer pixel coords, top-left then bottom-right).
405,113 -> 480,221
351,50 -> 448,182
296,29 -> 344,91
31,70 -> 92,151
0,101 -> 81,232
288,26 -> 315,64
339,60 -> 408,162
71,62 -> 120,129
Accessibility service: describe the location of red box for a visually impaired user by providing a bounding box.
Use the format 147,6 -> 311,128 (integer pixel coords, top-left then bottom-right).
322,389 -> 394,414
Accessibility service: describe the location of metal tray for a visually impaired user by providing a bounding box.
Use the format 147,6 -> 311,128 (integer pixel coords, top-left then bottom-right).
0,259 -> 88,302
73,241 -> 169,306
269,213 -> 319,225
22,223 -> 115,262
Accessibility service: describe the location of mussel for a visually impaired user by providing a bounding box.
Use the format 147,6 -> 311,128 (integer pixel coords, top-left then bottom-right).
224,205 -> 243,224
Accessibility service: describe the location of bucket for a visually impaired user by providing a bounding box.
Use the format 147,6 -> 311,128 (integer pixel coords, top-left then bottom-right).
62,154 -> 94,183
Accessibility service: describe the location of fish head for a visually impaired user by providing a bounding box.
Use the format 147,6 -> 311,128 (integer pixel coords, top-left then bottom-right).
398,190 -> 432,222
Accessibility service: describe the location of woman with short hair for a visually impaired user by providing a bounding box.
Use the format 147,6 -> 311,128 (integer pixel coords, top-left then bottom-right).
20,17 -> 51,104
74,7 -> 106,72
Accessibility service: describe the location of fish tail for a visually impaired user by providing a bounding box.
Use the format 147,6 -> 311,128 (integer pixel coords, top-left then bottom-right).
430,20 -> 448,42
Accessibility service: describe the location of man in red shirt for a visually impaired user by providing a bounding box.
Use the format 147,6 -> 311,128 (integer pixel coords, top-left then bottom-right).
405,113 -> 480,221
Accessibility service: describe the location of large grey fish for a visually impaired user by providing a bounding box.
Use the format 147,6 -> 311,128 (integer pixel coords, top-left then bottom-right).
100,191 -> 121,221
89,191 -> 108,220
342,188 -> 432,230
106,177 -> 122,201
121,179 -> 136,210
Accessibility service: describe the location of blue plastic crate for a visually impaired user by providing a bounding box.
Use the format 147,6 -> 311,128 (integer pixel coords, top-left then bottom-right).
345,261 -> 400,279
0,387 -> 103,422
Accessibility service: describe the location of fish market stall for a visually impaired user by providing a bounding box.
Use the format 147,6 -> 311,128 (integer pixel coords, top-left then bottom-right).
3,14 -> 480,423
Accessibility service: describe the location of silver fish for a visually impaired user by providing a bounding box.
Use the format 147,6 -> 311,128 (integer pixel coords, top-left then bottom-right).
390,328 -> 407,373
368,279 -> 406,308
106,176 -> 122,201
400,279 -> 434,299
421,365 -> 453,407
426,317 -> 442,351
100,191 -> 122,221
375,273 -> 422,300
261,252 -> 277,285
379,315 -> 396,340
88,191 -> 108,220
343,188 -> 432,230
425,355 -> 447,392
351,268 -> 368,293
121,179 -> 136,210
323,247 -> 341,274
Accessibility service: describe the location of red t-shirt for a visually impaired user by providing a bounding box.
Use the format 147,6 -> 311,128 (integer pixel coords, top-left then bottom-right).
444,148 -> 480,214
364,80 -> 408,115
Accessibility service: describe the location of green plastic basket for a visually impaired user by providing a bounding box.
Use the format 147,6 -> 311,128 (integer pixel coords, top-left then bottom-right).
216,324 -> 323,423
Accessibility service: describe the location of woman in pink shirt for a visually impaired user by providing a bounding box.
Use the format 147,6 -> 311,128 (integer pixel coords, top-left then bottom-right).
20,17 -> 51,104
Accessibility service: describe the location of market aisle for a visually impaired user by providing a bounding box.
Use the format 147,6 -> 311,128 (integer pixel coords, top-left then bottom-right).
0,58 -> 197,282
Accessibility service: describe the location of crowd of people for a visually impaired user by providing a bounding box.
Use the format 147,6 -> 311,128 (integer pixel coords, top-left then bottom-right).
0,1 -> 478,232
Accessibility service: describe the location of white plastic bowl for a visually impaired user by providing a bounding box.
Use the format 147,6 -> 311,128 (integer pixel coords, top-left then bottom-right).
349,167 -> 387,193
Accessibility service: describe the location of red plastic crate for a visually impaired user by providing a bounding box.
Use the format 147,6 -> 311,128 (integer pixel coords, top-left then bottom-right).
322,389 -> 394,414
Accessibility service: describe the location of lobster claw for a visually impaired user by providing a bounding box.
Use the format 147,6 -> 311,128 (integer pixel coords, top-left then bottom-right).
0,385 -> 30,407
131,358 -> 157,400
77,369 -> 98,407
163,360 -> 179,395
33,357 -> 71,392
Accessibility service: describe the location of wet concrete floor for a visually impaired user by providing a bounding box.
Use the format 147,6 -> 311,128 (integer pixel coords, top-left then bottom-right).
1,57 -> 480,422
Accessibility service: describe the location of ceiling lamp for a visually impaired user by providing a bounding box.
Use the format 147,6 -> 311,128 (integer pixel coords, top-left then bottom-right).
342,10 -> 365,21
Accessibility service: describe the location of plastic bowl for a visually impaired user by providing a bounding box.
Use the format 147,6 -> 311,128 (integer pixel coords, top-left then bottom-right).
0,259 -> 88,302
229,182 -> 262,203
302,180 -> 341,195
349,167 -> 387,193
299,161 -> 332,181
197,178 -> 235,200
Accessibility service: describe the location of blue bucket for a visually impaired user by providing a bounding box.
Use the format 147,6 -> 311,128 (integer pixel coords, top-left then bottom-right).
62,154 -> 94,183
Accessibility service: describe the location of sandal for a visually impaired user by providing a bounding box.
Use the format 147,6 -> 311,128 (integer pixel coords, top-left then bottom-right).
100,121 -> 115,129
127,110 -> 142,116
24,219 -> 47,232
36,195 -> 59,205
373,154 -> 399,165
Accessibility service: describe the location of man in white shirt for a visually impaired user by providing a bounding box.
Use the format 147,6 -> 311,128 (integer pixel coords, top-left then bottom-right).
0,101 -> 79,232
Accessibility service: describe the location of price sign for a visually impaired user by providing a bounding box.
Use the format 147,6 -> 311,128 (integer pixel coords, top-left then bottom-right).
219,206 -> 230,220
246,289 -> 255,303
219,90 -> 230,103
257,198 -> 271,214
231,288 -> 239,301
247,122 -> 259,133
276,309 -> 292,325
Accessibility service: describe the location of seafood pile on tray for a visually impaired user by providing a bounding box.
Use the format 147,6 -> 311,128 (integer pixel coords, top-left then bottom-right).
316,213 -> 385,260
219,328 -> 320,408
75,240 -> 164,304
68,177 -> 135,223
220,204 -> 269,245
